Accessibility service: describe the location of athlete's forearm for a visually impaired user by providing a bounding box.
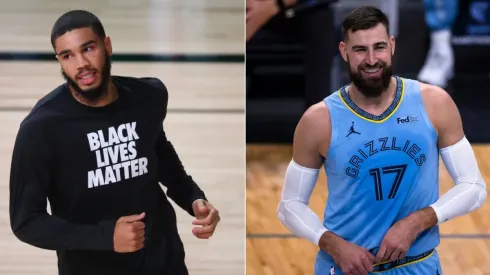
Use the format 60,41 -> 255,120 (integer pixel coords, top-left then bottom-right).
318,230 -> 344,255
404,207 -> 439,234
407,136 -> 487,233
10,211 -> 117,251
11,175 -> 115,252
155,128 -> 207,216
430,137 -> 486,224
277,160 -> 328,245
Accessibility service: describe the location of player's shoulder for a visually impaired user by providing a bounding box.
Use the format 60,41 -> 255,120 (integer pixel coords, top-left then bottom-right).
413,81 -> 460,132
302,101 -> 331,122
112,75 -> 169,119
22,83 -> 67,123
416,81 -> 455,109
113,75 -> 168,98
17,84 -> 67,139
297,101 -> 332,135
293,101 -> 332,157
114,75 -> 166,89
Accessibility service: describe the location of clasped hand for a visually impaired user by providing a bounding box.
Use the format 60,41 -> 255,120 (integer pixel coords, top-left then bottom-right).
375,218 -> 419,263
330,218 -> 419,275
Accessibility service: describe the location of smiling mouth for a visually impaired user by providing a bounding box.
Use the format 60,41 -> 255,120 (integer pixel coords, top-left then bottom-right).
77,71 -> 97,86
362,67 -> 382,74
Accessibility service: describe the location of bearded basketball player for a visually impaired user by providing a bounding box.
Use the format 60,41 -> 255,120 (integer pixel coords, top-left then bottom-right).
277,6 -> 486,275
9,10 -> 220,275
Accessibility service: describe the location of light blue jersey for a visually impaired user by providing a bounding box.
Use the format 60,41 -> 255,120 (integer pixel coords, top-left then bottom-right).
315,76 -> 442,274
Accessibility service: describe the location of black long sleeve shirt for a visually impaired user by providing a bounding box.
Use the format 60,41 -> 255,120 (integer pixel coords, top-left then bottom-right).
9,76 -> 207,275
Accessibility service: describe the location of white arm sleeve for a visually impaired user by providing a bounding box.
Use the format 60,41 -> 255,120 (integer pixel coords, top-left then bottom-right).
277,160 -> 328,245
430,136 -> 487,224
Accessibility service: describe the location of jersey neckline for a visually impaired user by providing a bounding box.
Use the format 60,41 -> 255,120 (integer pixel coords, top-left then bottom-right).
338,76 -> 404,123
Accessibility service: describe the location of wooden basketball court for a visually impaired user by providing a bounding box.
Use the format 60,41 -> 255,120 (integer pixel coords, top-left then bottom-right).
246,144 -> 490,275
0,1 -> 244,274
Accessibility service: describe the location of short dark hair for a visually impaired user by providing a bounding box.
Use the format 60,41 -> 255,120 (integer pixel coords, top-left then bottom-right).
50,10 -> 106,50
341,6 -> 390,40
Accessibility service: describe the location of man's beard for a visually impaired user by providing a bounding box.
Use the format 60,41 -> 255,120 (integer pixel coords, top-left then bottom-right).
61,52 -> 112,104
347,58 -> 392,98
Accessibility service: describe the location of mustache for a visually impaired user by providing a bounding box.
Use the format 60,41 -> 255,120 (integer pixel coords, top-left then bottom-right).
76,69 -> 97,78
359,62 -> 386,70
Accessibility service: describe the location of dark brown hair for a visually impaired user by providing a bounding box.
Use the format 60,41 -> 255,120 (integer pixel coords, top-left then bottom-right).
341,6 -> 390,40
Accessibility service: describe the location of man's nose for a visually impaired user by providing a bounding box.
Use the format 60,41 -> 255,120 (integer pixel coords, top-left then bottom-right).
76,55 -> 89,69
365,51 -> 377,66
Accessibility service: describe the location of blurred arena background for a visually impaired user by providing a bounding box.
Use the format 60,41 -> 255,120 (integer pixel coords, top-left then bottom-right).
0,1 -> 245,274
246,0 -> 490,274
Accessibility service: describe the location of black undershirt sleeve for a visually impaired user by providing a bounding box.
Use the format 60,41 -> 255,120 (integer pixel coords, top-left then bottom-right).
9,120 -> 116,251
156,127 -> 207,217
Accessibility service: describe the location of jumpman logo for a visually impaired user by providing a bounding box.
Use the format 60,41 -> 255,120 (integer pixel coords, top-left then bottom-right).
346,121 -> 361,137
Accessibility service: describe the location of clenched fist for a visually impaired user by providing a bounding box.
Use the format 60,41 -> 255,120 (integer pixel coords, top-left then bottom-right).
113,212 -> 146,253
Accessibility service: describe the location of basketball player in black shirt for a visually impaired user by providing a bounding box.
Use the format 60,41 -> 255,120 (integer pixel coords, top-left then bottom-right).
9,10 -> 221,275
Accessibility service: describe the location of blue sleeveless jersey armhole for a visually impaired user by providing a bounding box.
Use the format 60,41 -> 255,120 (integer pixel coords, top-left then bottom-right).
405,79 -> 438,142
323,89 -> 343,157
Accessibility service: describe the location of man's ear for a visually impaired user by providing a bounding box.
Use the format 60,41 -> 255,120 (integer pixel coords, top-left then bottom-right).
104,36 -> 113,56
339,41 -> 348,62
390,35 -> 395,56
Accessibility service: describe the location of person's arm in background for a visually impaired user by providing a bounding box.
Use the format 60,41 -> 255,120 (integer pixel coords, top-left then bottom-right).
246,0 -> 297,41
246,0 -> 338,109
